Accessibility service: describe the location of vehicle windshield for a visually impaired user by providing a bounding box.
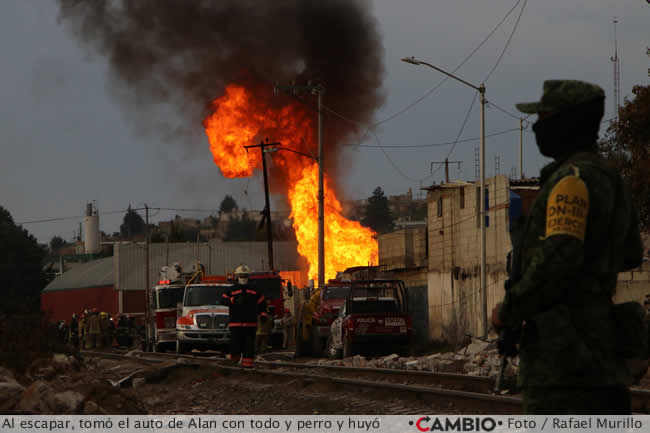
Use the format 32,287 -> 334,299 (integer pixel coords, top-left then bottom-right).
348,298 -> 399,314
184,285 -> 230,307
349,286 -> 397,299
322,286 -> 351,300
156,287 -> 184,309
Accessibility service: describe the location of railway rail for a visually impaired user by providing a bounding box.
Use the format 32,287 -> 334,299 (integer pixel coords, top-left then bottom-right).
84,350 -> 650,414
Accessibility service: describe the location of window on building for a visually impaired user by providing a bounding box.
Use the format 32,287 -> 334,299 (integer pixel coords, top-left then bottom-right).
460,187 -> 465,209
476,187 -> 480,227
475,186 -> 490,227
485,187 -> 490,228
437,197 -> 443,217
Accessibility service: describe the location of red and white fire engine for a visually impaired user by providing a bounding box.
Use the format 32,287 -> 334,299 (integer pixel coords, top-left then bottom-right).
147,264 -> 190,352
175,268 -> 291,354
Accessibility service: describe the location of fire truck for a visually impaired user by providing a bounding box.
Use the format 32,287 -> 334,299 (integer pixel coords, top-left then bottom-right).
147,264 -> 190,352
175,269 -> 289,353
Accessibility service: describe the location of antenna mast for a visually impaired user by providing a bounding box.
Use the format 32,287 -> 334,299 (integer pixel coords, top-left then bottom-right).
610,18 -> 621,118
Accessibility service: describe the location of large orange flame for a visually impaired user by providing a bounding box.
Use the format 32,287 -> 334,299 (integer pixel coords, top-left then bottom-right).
204,84 -> 377,281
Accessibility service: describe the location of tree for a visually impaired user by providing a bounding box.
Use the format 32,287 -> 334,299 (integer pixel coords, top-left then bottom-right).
49,235 -> 66,253
219,195 -> 238,214
407,201 -> 427,221
223,211 -> 258,241
599,85 -> 650,230
362,187 -> 394,234
0,206 -> 46,313
119,206 -> 145,239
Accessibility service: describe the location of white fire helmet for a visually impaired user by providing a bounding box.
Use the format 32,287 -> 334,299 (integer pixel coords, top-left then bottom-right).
235,264 -> 251,285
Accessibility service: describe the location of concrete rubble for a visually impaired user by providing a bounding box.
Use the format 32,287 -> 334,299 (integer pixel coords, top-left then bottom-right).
306,338 -> 520,378
1,353 -> 146,414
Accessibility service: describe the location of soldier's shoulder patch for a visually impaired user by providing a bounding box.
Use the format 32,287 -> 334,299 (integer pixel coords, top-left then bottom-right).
545,175 -> 589,240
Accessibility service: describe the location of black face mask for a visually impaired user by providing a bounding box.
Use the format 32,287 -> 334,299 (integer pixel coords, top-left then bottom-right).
532,116 -> 567,158
532,98 -> 604,159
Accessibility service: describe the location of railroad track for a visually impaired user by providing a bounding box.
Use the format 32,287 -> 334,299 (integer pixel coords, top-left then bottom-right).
85,350 -> 650,414
85,350 -> 520,414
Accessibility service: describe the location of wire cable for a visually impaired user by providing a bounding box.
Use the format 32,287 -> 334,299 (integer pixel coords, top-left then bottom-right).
431,90 -> 480,177
369,0 -> 524,128
356,127 -> 519,149
309,0 -> 524,142
483,0 -> 528,83
486,99 -> 521,121
374,91 -> 478,183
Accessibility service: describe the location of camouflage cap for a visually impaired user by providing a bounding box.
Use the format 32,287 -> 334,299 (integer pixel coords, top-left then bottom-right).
516,80 -> 605,114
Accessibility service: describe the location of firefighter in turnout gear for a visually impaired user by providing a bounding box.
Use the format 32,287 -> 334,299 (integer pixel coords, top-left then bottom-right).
79,314 -> 86,349
85,309 -> 101,349
256,306 -> 274,355
223,265 -> 268,367
69,314 -> 79,348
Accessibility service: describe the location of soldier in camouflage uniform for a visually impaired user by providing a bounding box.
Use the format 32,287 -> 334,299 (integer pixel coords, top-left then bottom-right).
492,80 -> 644,414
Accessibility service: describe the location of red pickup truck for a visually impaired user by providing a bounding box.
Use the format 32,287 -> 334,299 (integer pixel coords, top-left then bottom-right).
326,280 -> 412,358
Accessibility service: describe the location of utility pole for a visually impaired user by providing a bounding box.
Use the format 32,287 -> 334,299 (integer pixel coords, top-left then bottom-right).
145,204 -> 150,352
430,159 -> 463,183
479,84 -> 487,338
317,88 -> 325,288
611,18 -> 621,118
401,56 -> 487,336
402,57 -> 488,337
244,139 -> 281,271
519,118 -> 524,179
274,82 -> 326,287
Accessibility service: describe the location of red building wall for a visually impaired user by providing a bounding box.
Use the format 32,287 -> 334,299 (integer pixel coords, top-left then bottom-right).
122,290 -> 146,315
41,286 -> 118,324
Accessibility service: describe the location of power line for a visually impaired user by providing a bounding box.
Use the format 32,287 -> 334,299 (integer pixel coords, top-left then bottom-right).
483,0 -> 528,82
17,209 -> 129,225
486,99 -> 521,121
17,207 -> 220,225
367,0 -> 525,128
431,90 -> 480,177
375,91 -> 479,183
356,127 -> 519,149
375,133 -> 435,183
310,0 -> 524,142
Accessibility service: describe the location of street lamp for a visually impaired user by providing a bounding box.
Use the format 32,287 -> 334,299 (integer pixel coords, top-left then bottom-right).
401,56 -> 488,337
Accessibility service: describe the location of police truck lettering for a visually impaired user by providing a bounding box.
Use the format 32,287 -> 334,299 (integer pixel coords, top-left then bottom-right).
545,176 -> 589,240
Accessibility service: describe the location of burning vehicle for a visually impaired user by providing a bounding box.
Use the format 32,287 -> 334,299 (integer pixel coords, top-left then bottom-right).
326,279 -> 412,358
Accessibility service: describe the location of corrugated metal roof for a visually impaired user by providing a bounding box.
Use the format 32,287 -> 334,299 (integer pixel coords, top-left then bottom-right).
115,240 -> 305,291
43,257 -> 113,292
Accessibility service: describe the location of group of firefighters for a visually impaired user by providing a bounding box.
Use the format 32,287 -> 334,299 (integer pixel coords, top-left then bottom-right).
66,309 -> 135,350
59,264 -> 292,366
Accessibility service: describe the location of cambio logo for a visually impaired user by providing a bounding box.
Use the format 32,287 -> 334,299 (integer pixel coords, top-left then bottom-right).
410,417 -> 499,432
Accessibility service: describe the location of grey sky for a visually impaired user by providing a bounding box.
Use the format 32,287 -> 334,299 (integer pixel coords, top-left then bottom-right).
2,0 -> 649,243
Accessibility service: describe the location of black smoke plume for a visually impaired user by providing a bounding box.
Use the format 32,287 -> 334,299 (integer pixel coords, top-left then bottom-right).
57,0 -> 385,174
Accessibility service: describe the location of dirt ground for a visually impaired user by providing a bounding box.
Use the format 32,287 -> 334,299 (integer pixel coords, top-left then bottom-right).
4,351 -> 650,415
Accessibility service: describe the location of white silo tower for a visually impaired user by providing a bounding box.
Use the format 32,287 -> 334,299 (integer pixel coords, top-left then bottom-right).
83,202 -> 100,254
